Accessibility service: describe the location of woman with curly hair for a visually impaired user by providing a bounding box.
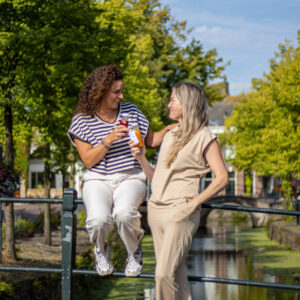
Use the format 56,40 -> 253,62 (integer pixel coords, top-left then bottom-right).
130,81 -> 229,299
68,65 -> 175,278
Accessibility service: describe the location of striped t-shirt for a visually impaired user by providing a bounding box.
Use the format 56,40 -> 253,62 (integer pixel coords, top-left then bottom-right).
68,102 -> 149,175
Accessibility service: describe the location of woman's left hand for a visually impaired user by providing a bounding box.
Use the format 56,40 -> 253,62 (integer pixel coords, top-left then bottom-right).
129,140 -> 145,161
186,199 -> 198,212
169,200 -> 196,222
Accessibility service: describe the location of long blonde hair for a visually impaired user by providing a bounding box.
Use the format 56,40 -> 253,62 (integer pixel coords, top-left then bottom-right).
165,82 -> 208,167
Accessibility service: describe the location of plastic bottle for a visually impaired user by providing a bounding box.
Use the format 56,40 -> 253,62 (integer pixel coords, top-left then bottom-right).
119,113 -> 129,127
129,123 -> 143,147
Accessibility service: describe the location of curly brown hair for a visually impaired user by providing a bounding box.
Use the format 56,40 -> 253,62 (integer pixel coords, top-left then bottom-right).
74,65 -> 123,116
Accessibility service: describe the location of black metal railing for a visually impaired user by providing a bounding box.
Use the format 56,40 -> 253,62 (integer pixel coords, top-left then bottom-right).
1,189 -> 300,300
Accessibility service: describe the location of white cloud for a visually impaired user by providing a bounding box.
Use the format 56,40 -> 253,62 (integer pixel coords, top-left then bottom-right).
161,0 -> 180,3
196,25 -> 221,34
159,0 -> 299,96
192,11 -> 295,52
190,11 -> 297,91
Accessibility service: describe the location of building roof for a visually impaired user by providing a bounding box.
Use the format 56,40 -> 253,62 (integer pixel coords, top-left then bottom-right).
207,101 -> 234,126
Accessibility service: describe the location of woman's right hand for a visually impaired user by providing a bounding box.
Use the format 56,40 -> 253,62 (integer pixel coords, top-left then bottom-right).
106,125 -> 129,143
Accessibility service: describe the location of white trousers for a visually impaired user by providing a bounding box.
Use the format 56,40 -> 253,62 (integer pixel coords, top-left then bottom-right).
82,169 -> 146,255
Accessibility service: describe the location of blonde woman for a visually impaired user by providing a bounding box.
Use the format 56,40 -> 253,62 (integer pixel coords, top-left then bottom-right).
130,81 -> 229,299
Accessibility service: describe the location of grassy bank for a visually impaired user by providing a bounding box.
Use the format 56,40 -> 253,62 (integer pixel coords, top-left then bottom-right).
231,227 -> 300,279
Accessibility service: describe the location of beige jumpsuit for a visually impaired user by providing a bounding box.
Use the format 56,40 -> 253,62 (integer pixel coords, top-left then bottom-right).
148,126 -> 216,300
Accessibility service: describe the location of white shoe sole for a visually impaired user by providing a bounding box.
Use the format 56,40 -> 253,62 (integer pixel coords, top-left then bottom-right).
96,265 -> 113,277
125,268 -> 142,277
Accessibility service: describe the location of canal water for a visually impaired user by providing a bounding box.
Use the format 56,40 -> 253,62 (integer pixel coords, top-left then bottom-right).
187,222 -> 300,300
86,213 -> 300,299
143,214 -> 300,300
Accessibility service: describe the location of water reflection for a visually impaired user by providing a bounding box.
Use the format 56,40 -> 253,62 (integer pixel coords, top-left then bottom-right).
187,223 -> 300,300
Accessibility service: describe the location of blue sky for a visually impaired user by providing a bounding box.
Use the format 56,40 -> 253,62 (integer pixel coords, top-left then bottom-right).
160,0 -> 299,95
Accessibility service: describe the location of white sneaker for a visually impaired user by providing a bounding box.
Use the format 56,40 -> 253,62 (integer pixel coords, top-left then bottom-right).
94,245 -> 113,276
125,245 -> 143,277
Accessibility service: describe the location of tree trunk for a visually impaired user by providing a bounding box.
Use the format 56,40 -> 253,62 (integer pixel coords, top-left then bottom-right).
68,163 -> 75,189
43,144 -> 52,245
4,105 -> 14,163
4,204 -> 16,261
68,143 -> 76,189
24,139 -> 31,195
43,202 -> 51,245
3,104 -> 16,261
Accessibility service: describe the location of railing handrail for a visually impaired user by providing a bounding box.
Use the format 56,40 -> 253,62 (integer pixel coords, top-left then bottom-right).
0,197 -> 62,203
3,196 -> 300,216
1,266 -> 300,292
0,191 -> 300,300
0,196 -> 300,216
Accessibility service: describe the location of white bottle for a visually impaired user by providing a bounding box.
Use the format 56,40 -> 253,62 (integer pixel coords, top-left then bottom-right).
129,123 -> 143,147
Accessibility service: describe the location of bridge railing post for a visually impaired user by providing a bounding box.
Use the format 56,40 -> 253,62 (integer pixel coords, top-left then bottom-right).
61,189 -> 77,300
0,144 -> 2,262
296,199 -> 300,225
0,202 -> 2,262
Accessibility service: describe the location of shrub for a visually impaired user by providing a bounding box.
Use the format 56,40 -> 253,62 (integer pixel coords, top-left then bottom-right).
35,209 -> 61,231
2,216 -> 35,239
0,282 -> 14,297
75,225 -> 127,271
77,209 -> 86,227
76,250 -> 94,269
107,227 -> 127,270
232,211 -> 248,225
0,161 -> 20,197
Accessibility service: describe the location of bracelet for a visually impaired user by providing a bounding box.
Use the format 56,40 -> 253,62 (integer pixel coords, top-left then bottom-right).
100,139 -> 110,149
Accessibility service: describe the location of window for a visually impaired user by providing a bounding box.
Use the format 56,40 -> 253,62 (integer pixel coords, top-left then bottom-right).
202,172 -> 213,191
31,172 -> 43,188
262,176 -> 274,198
50,173 -> 56,188
202,171 -> 236,195
226,171 -> 235,196
30,172 -> 56,188
63,175 -> 69,188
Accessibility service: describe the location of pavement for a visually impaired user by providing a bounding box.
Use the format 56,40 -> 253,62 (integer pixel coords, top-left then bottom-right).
13,203 -> 62,220
0,203 -> 91,266
7,203 -> 84,221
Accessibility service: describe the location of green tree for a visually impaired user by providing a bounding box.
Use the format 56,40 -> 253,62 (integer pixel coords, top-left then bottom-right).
222,33 -> 300,209
0,0 -> 101,249
18,0 -> 102,245
113,0 -> 227,126
0,0 -> 33,261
